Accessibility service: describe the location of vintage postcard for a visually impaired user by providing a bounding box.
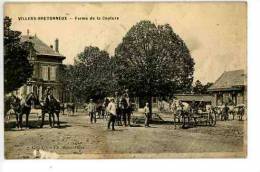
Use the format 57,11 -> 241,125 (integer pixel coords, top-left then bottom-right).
3,2 -> 247,159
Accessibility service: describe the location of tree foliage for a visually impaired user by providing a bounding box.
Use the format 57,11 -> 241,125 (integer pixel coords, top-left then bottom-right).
193,80 -> 213,94
60,46 -> 115,102
4,16 -> 33,94
114,20 -> 195,111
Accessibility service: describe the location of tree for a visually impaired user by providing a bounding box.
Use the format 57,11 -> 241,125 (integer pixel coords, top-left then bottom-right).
60,46 -> 115,103
114,20 -> 194,114
193,80 -> 213,94
59,64 -> 80,102
193,80 -> 204,94
4,16 -> 33,94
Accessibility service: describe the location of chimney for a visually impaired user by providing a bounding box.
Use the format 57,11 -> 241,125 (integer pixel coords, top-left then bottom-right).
55,38 -> 59,52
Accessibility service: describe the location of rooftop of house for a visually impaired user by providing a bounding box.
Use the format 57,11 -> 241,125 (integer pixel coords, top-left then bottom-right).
21,35 -> 65,60
208,69 -> 246,92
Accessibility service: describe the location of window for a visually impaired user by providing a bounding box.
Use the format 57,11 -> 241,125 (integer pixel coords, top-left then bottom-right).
41,65 -> 48,81
50,66 -> 57,81
41,65 -> 57,81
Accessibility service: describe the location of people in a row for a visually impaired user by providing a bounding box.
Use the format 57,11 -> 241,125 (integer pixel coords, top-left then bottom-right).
85,91 -> 135,130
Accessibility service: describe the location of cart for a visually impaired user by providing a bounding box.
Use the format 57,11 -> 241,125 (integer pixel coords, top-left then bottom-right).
193,111 -> 216,127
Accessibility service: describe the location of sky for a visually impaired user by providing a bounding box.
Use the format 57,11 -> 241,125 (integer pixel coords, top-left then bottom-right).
5,2 -> 247,84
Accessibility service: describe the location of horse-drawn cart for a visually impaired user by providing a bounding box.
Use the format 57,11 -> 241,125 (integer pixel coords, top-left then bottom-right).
193,111 -> 216,127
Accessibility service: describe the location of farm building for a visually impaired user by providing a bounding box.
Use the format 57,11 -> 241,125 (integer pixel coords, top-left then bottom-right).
14,31 -> 66,101
136,94 -> 214,112
208,69 -> 247,106
174,94 -> 214,105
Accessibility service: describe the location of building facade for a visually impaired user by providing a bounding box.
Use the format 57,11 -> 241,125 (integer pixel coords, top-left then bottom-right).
208,70 -> 247,106
175,94 -> 214,105
15,34 -> 66,101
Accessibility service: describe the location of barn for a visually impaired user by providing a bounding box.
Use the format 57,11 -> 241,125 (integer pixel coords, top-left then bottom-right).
208,69 -> 247,106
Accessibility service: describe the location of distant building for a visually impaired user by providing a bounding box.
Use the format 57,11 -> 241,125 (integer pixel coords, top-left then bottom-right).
136,94 -> 214,111
208,69 -> 247,106
15,33 -> 66,101
175,94 -> 214,105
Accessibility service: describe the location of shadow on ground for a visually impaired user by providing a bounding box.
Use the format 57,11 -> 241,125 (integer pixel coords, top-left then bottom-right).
4,120 -> 71,131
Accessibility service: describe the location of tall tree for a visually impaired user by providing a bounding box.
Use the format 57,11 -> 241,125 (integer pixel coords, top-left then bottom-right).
4,16 -> 33,94
59,64 -> 82,102
60,46 -> 115,102
114,20 -> 194,114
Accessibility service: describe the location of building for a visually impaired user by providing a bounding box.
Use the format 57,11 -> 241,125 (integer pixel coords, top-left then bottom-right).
136,94 -> 214,112
15,33 -> 66,101
208,69 -> 247,106
175,94 -> 214,105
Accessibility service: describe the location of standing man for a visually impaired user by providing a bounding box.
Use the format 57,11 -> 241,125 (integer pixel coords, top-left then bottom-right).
144,102 -> 150,127
222,103 -> 229,121
40,87 -> 53,128
87,99 -> 97,123
114,92 -> 122,126
107,98 -> 117,131
120,96 -> 128,127
123,89 -> 132,126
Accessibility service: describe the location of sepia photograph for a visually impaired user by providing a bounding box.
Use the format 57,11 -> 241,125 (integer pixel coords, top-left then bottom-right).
3,2 -> 247,159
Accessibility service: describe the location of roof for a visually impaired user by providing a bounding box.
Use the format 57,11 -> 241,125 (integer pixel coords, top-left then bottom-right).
175,94 -> 213,102
21,35 -> 65,60
208,70 -> 246,92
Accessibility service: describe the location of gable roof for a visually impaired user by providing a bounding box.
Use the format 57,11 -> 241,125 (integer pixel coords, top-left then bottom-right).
208,69 -> 246,91
21,35 -> 65,60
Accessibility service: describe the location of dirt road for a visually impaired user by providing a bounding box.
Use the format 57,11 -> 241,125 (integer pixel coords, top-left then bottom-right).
4,111 -> 246,159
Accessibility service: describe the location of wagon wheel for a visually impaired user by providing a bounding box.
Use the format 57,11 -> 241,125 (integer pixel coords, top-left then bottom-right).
208,113 -> 216,126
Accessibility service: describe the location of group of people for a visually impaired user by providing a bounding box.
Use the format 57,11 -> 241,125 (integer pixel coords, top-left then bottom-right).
85,90 -> 134,131
7,88 -> 155,130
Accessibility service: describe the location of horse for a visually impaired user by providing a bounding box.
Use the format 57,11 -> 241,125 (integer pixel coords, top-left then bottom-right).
211,104 -> 238,121
211,106 -> 223,120
40,95 -> 61,128
102,99 -> 110,120
5,95 -> 21,127
15,93 -> 37,129
171,100 -> 192,129
227,105 -> 237,120
236,104 -> 246,121
96,102 -> 103,119
125,102 -> 135,126
205,105 -> 217,126
63,103 -> 75,116
116,97 -> 130,126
